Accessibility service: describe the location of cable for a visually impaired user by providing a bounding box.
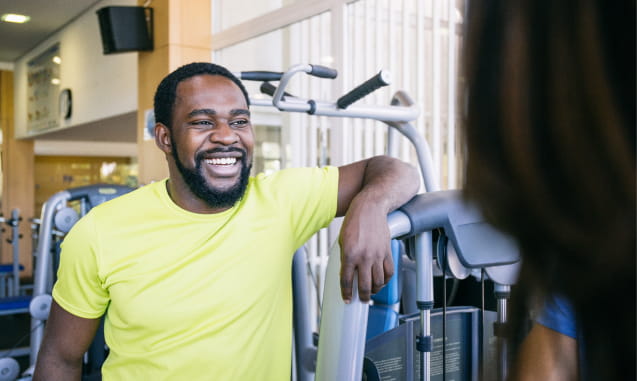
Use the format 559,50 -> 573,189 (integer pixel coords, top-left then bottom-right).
480,269 -> 486,381
442,276 -> 447,381
2,321 -> 44,359
446,279 -> 460,306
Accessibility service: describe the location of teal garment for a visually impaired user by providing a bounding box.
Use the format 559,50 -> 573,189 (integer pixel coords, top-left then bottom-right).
536,295 -> 577,338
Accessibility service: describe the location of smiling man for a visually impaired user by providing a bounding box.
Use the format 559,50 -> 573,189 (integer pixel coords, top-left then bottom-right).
33,62 -> 420,381
162,74 -> 255,213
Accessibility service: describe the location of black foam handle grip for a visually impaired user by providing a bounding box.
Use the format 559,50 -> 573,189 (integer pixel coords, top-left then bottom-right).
260,82 -> 294,99
259,82 -> 276,97
239,71 -> 283,81
336,70 -> 391,109
308,65 -> 338,79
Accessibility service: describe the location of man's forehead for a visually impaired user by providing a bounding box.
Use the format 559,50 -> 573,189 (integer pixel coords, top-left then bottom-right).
178,74 -> 239,91
175,75 -> 247,106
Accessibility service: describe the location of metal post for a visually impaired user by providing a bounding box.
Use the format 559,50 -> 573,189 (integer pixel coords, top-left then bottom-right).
415,231 -> 434,381
494,283 -> 511,381
30,191 -> 71,365
10,208 -> 21,297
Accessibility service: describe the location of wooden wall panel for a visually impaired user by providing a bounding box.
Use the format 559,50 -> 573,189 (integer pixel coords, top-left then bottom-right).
34,156 -> 133,212
1,70 -> 35,277
137,0 -> 211,185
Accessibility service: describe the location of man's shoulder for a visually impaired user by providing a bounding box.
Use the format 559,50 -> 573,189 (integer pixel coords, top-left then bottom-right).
251,166 -> 337,185
244,167 -> 338,211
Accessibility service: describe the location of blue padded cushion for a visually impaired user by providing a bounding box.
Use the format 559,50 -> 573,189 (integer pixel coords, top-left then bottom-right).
366,304 -> 399,341
0,295 -> 31,311
0,264 -> 25,273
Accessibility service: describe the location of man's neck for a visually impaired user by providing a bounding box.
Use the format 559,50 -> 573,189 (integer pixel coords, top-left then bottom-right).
165,178 -> 233,214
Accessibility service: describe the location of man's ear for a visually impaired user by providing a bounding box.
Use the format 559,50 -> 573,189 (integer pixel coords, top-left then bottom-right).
155,123 -> 172,154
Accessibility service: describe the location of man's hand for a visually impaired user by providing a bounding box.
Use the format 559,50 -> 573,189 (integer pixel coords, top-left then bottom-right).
339,195 -> 394,303
336,156 -> 419,303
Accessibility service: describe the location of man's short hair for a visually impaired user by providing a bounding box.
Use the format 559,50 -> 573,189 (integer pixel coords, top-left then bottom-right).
153,62 -> 250,130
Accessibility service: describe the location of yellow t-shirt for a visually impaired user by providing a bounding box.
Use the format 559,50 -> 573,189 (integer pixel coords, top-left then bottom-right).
52,166 -> 339,380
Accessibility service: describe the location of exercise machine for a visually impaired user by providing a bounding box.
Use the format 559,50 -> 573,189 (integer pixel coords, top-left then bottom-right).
0,209 -> 30,381
237,64 -> 521,381
2,184 -> 135,381
0,209 -> 24,298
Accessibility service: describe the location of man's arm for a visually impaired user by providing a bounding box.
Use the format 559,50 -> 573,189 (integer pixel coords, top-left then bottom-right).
33,300 -> 102,381
513,323 -> 579,381
337,155 -> 420,303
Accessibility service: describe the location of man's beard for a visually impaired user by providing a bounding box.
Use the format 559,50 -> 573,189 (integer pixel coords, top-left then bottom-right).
172,146 -> 251,209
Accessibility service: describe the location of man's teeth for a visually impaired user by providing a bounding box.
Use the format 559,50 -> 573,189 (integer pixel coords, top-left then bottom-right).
206,157 -> 237,165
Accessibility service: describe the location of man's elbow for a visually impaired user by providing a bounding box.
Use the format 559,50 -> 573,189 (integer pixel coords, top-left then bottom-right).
394,158 -> 420,196
33,343 -> 83,381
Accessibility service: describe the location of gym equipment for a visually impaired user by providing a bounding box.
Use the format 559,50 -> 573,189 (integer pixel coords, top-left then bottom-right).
0,357 -> 19,381
9,184 -> 134,380
0,209 -> 23,298
316,191 -> 519,381
0,208 -> 31,368
237,64 -> 425,381
237,64 -> 521,381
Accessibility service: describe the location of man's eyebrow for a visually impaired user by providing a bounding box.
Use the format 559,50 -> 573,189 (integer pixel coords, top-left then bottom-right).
186,108 -> 250,118
230,109 -> 250,117
187,109 -> 216,118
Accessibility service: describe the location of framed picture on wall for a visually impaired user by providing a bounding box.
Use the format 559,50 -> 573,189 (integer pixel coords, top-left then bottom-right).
27,43 -> 61,133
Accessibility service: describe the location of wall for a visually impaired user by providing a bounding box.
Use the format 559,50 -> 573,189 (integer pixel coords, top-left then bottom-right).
34,155 -> 134,212
13,0 -> 138,140
0,70 -> 34,275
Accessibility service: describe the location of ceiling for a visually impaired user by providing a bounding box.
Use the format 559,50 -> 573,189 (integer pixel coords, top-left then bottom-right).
0,0 -> 101,63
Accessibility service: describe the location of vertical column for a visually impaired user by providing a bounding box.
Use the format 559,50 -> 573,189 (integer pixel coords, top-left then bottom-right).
0,70 -> 34,276
137,0 -> 212,185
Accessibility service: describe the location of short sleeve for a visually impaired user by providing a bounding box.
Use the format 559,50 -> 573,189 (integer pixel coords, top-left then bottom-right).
264,166 -> 338,249
52,213 -> 110,319
535,295 -> 577,339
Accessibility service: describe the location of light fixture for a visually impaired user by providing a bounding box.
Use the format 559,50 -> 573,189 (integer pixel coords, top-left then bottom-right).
52,56 -> 62,64
51,78 -> 60,85
1,13 -> 31,24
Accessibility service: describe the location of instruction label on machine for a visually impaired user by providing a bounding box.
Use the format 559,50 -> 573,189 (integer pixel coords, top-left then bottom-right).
365,306 -> 496,381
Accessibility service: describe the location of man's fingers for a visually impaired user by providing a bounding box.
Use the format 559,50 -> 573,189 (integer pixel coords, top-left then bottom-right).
371,262 -> 386,294
341,264 -> 375,303
340,264 -> 354,303
341,253 -> 396,302
383,255 -> 395,284
357,266 -> 372,302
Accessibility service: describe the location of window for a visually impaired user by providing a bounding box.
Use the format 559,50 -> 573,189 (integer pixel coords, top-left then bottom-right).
211,0 -> 467,320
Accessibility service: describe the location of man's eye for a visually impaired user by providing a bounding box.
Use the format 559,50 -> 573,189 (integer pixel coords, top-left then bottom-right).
192,120 -> 213,126
231,119 -> 249,127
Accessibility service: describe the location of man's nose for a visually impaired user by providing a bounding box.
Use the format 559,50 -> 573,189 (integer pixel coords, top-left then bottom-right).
210,123 -> 238,145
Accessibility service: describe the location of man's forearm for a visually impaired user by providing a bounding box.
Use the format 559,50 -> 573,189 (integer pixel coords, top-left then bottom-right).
357,155 -> 420,213
337,155 -> 419,302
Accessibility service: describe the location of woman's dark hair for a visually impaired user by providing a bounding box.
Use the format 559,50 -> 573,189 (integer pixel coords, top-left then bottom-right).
153,62 -> 250,129
462,0 -> 635,379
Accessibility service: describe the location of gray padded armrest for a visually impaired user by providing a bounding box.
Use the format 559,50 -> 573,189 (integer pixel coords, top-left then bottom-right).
398,190 -> 520,268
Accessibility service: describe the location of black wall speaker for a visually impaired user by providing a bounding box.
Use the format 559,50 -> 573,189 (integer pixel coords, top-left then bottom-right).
96,6 -> 153,55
